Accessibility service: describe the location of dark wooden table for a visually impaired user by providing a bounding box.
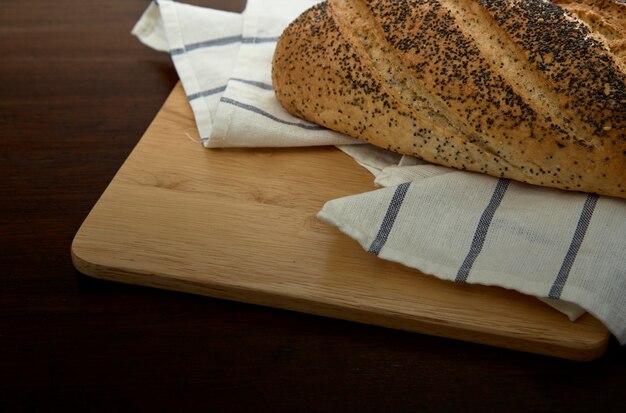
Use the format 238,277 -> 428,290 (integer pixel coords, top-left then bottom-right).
2,1 -> 624,411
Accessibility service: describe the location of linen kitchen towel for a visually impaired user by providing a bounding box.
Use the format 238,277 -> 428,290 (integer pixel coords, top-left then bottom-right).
318,172 -> 626,345
133,0 -> 357,147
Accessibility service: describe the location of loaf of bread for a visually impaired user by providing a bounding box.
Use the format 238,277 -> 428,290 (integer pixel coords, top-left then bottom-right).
272,0 -> 626,198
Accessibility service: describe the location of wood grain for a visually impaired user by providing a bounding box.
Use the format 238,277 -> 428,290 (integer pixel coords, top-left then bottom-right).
72,82 -> 609,361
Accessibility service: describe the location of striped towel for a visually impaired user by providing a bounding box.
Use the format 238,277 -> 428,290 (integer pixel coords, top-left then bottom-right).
133,0 -> 626,345
132,0 -> 356,147
319,169 -> 626,345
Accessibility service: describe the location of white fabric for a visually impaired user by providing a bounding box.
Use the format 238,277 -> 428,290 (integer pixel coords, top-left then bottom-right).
133,0 -> 356,147
318,173 -> 626,344
133,0 -> 626,345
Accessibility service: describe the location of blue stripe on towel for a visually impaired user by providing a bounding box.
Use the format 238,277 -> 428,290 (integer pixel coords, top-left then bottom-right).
455,179 -> 510,283
170,35 -> 243,55
170,35 -> 279,55
187,85 -> 228,101
368,182 -> 411,256
548,193 -> 599,299
219,97 -> 326,130
187,78 -> 273,102
231,78 -> 274,91
241,36 -> 280,44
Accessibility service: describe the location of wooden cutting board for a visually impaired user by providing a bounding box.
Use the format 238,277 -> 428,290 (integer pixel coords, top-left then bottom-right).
72,83 -> 610,360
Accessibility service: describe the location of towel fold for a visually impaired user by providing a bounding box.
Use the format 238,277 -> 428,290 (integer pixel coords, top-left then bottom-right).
133,0 -> 356,147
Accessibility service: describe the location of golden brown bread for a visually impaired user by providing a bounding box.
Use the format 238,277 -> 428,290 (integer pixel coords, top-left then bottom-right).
272,0 -> 626,198
555,0 -> 626,72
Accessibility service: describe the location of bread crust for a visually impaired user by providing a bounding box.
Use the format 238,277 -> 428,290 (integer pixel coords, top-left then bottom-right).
272,0 -> 626,198
555,0 -> 626,71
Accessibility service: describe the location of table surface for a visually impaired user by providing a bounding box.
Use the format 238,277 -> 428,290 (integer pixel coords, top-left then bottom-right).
2,1 -> 624,412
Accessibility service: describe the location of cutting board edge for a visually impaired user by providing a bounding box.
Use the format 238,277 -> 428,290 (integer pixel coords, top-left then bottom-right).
71,243 -> 610,362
